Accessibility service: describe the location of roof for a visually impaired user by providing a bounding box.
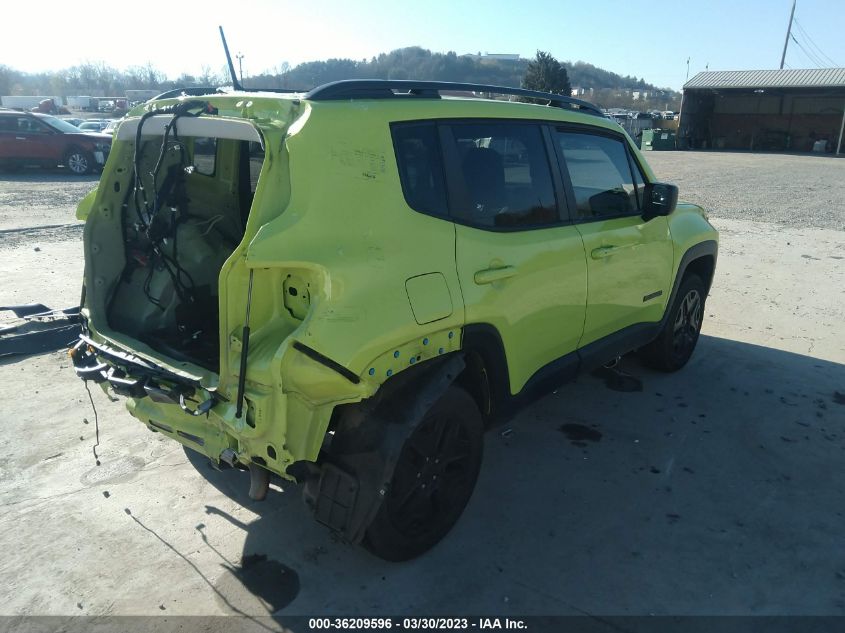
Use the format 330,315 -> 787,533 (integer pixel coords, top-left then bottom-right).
684,68 -> 845,90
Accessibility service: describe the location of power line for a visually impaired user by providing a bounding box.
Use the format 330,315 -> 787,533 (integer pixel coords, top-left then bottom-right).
790,33 -> 827,67
799,37 -> 830,67
792,18 -> 839,66
793,19 -> 838,66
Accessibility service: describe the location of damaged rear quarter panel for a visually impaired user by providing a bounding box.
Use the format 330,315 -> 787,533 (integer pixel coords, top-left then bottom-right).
244,102 -> 465,425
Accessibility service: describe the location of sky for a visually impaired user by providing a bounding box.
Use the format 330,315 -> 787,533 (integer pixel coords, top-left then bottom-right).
2,0 -> 843,90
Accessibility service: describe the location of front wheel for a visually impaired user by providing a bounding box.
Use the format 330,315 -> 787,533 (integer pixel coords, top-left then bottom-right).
364,386 -> 484,561
64,149 -> 93,175
640,274 -> 706,372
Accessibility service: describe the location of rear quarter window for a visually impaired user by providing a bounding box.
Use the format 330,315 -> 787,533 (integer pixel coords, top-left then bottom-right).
391,122 -> 448,218
192,137 -> 217,176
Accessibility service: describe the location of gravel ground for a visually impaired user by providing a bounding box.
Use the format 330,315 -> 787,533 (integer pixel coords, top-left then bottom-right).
0,171 -> 96,233
648,151 -> 845,231
0,152 -> 844,622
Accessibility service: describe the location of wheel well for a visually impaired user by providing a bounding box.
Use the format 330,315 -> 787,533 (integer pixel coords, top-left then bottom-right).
326,352 -> 468,454
683,254 -> 715,294
456,325 -> 511,423
455,349 -> 492,419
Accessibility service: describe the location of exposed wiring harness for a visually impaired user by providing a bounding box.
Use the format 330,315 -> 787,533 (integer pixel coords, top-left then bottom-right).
130,100 -> 215,310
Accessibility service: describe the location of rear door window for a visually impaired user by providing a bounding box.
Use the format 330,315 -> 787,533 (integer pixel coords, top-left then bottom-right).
447,122 -> 558,229
17,117 -> 47,134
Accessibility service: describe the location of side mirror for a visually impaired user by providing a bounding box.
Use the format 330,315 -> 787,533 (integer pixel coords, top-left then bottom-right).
642,182 -> 678,220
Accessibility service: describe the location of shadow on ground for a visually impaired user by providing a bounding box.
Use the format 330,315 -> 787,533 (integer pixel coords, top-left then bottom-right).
180,334 -> 845,615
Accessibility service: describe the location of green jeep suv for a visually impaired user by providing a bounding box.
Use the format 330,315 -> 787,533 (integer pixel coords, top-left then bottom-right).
71,80 -> 718,560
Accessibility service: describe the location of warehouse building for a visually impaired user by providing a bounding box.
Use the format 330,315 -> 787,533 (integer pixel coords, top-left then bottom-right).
678,68 -> 845,153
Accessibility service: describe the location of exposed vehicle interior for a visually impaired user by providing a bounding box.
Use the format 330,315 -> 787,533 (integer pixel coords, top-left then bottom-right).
107,116 -> 264,372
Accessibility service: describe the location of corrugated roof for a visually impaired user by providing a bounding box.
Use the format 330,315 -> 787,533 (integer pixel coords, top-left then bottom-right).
684,68 -> 845,90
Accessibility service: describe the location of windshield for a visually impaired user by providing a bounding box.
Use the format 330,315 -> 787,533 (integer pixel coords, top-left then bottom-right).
40,115 -> 83,134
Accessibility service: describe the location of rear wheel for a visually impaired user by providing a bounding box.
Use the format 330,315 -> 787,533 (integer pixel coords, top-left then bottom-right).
364,386 -> 483,561
640,274 -> 706,372
64,149 -> 93,175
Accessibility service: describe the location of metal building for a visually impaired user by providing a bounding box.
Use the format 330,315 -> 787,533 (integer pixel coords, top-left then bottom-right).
678,68 -> 845,153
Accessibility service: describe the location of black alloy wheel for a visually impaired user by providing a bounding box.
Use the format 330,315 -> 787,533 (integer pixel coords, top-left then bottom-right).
640,273 -> 707,372
364,386 -> 483,561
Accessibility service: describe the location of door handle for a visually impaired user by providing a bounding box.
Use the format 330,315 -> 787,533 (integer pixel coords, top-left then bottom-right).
474,265 -> 517,285
591,246 -> 619,259
15,137 -> 26,140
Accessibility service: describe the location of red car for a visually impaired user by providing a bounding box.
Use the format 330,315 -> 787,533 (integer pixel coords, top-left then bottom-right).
0,110 -> 111,175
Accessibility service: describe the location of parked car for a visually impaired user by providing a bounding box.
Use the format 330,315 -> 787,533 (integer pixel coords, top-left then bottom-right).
77,120 -> 109,133
71,80 -> 718,560
60,117 -> 84,128
100,119 -> 121,136
0,111 -> 111,174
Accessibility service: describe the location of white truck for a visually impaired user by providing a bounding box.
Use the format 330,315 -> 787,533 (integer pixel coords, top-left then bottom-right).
66,96 -> 98,111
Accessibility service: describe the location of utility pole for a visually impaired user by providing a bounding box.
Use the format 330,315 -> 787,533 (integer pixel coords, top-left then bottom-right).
686,57 -> 690,82
236,52 -> 244,83
780,0 -> 796,69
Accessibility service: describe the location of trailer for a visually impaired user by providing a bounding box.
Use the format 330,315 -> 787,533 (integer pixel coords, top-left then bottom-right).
0,96 -> 61,111
66,96 -> 98,111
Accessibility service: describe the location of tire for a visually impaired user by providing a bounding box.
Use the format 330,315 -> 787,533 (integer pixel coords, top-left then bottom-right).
640,274 -> 706,372
364,386 -> 484,561
64,149 -> 93,175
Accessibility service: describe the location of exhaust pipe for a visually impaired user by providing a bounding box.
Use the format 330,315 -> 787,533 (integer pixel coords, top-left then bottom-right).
248,462 -> 270,501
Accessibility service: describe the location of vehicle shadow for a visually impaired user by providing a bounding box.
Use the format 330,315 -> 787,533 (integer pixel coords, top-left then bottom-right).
185,334 -> 845,616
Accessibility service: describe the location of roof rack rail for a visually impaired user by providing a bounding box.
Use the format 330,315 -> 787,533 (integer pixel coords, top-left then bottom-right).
305,79 -> 604,117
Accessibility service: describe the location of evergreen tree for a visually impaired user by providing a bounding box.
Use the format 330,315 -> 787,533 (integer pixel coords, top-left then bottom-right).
522,51 -> 571,95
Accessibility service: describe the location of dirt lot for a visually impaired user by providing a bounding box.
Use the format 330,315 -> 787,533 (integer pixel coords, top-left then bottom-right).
0,152 -> 844,624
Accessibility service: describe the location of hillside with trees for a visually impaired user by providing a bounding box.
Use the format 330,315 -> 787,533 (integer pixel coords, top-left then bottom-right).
0,47 -> 680,110
254,49 -> 678,108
